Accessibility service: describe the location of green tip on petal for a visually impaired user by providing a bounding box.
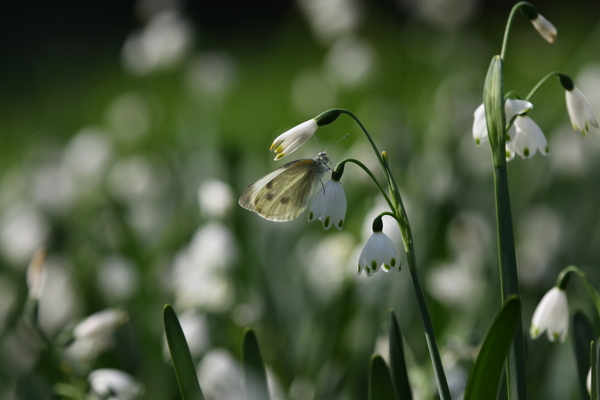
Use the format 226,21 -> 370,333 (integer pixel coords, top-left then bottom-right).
391,258 -> 396,267
324,217 -> 330,228
551,332 -> 559,341
523,148 -> 530,157
366,266 -> 371,274
545,145 -> 549,153
371,260 -> 377,270
505,133 -> 510,141
308,212 -> 314,221
383,265 -> 390,271
338,220 -> 343,229
475,138 -> 481,145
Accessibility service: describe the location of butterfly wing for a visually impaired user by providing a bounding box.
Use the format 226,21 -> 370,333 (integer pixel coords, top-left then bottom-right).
239,159 -> 322,221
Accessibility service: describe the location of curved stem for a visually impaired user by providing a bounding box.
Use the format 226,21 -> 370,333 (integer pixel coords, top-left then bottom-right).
335,158 -> 394,210
378,211 -> 401,224
501,2 -> 531,60
557,265 -> 600,318
525,71 -> 560,101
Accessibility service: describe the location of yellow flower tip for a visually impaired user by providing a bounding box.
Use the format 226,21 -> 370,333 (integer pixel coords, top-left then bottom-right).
270,143 -> 277,151
274,153 -> 285,161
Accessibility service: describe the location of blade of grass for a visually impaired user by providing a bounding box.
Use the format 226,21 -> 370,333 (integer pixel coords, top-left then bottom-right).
370,355 -> 397,400
463,296 -> 521,400
242,328 -> 270,400
388,311 -> 412,400
163,304 -> 204,400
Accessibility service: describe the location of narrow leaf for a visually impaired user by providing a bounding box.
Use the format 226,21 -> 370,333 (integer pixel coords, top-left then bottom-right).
573,312 -> 594,400
463,296 -> 521,400
242,328 -> 270,400
163,304 -> 204,400
369,355 -> 397,400
388,311 -> 412,400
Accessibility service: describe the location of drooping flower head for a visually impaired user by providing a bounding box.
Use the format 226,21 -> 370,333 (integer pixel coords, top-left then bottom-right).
358,217 -> 400,277
520,4 -> 557,44
270,109 -> 343,160
308,171 -> 347,230
530,286 -> 569,342
559,74 -> 599,137
473,99 -> 549,161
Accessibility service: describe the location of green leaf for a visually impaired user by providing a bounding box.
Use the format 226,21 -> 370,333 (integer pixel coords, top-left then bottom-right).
163,304 -> 204,400
463,296 -> 521,400
369,355 -> 397,400
242,328 -> 270,400
388,311 -> 412,400
573,312 -> 594,400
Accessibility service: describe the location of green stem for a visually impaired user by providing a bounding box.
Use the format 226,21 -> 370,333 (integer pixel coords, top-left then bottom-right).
525,71 -> 561,101
336,110 -> 451,400
335,158 -> 394,210
501,2 -> 534,60
494,166 -> 528,400
557,266 -> 600,318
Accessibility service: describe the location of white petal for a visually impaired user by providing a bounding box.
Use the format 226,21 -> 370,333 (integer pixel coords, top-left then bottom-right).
271,119 -> 318,160
505,99 -> 533,120
531,14 -> 557,44
566,87 -> 599,136
530,287 -> 568,341
472,104 -> 488,145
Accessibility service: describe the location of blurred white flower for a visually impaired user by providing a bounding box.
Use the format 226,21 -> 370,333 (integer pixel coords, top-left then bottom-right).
97,255 -> 140,304
426,260 -> 483,306
530,287 -> 569,342
358,230 -> 400,277
270,119 -> 318,160
297,0 -> 361,44
38,259 -> 80,336
63,127 -> 112,186
506,115 -> 549,161
89,369 -> 144,400
172,222 -> 237,312
105,92 -> 151,143
324,36 -> 375,89
291,70 -> 337,118
26,247 -> 46,300
472,99 -> 532,145
186,51 -> 238,100
197,179 -> 234,219
66,308 -> 128,361
74,308 -> 128,340
107,156 -> 163,203
308,179 -> 346,230
531,14 -> 557,44
0,204 -> 49,266
565,87 -> 598,137
305,233 -> 354,302
122,11 -> 194,75
197,349 -> 244,400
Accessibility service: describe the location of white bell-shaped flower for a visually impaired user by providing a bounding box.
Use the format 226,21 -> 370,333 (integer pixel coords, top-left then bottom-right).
530,287 -> 569,342
506,115 -> 549,160
308,179 -> 347,230
531,14 -> 557,44
358,225 -> 400,277
565,87 -> 599,137
270,119 -> 318,160
472,99 -> 533,145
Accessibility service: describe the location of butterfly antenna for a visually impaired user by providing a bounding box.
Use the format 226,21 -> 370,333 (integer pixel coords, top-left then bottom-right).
324,133 -> 350,152
313,134 -> 322,152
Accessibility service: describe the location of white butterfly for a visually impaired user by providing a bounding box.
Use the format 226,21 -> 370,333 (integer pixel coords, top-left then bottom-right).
239,152 -> 331,221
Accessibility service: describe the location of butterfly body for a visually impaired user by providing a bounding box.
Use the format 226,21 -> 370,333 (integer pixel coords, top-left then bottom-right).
239,152 -> 330,221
